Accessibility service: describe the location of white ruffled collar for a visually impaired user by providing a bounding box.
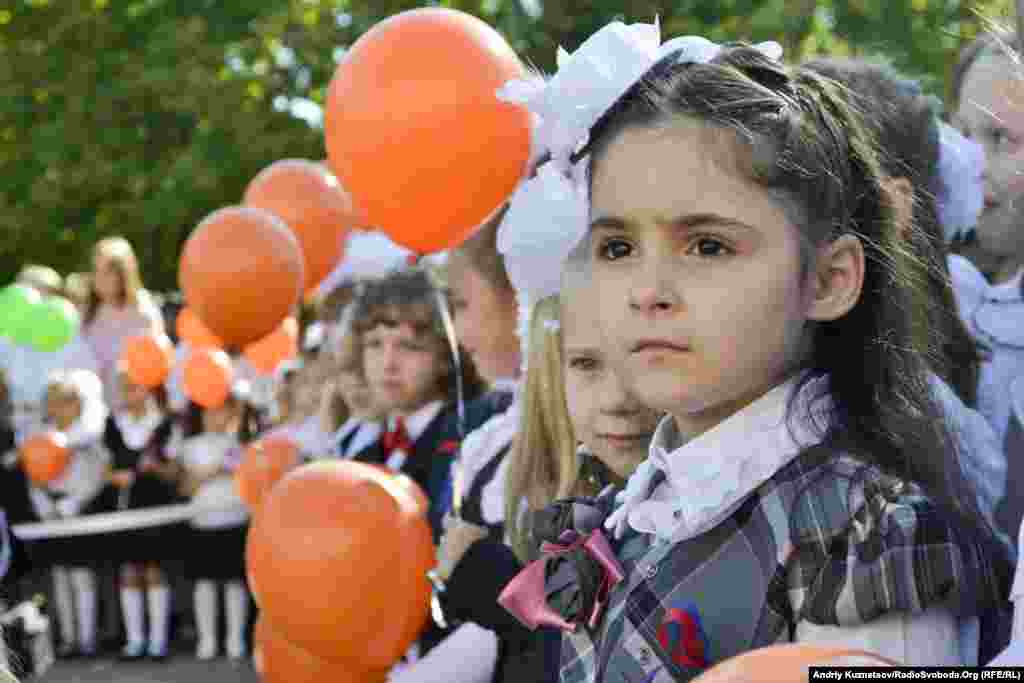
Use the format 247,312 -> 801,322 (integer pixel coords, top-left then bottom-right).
606,374 -> 831,543
114,403 -> 164,451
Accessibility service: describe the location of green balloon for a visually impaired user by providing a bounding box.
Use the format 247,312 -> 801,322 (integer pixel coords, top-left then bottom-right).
31,296 -> 80,353
0,284 -> 43,345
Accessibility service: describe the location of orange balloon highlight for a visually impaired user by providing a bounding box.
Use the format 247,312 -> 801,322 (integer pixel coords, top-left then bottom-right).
692,644 -> 897,683
246,461 -> 434,668
21,431 -> 71,486
324,8 -> 531,254
244,159 -> 358,295
120,332 -> 175,389
175,307 -> 223,349
182,348 -> 233,409
178,206 -> 303,349
242,317 -> 298,376
235,436 -> 301,509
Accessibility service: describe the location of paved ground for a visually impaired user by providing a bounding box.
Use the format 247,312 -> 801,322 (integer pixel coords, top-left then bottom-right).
38,655 -> 260,683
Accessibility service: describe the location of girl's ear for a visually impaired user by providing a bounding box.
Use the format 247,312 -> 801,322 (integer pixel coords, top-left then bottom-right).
805,233 -> 865,322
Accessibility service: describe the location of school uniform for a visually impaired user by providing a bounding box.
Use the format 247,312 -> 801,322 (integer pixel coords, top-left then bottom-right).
103,410 -> 177,508
174,431 -> 250,660
176,433 -> 248,581
949,255 -> 1024,542
434,386 -> 517,525
28,404 -> 111,656
456,390 -> 518,533
332,417 -> 382,460
352,400 -> 459,539
542,377 -> 1006,682
28,419 -> 111,528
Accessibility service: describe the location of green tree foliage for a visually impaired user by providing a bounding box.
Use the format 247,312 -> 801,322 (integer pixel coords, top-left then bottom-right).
0,0 -> 1014,290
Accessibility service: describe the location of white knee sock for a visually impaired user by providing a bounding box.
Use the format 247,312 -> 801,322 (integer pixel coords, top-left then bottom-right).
69,568 -> 97,652
224,581 -> 249,659
146,584 -> 171,655
52,567 -> 75,647
193,580 -> 218,658
119,586 -> 145,648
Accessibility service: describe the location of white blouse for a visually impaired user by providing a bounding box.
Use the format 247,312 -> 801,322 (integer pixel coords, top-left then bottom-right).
174,432 -> 247,529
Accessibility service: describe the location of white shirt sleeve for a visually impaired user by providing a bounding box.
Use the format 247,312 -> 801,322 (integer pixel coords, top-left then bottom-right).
795,606 -> 963,666
387,623 -> 497,683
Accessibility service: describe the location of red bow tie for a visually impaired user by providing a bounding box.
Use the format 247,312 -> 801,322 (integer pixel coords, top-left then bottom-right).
382,418 -> 412,456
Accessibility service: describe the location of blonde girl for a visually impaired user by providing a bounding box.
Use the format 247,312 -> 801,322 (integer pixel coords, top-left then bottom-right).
82,237 -> 164,404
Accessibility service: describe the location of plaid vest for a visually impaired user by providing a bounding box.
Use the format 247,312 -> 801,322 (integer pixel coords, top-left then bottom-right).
554,446 -> 1007,683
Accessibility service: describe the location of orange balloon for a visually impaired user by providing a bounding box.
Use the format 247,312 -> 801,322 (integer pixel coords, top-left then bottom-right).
692,645 -> 897,683
120,332 -> 174,389
182,348 -> 233,409
324,8 -> 531,254
366,464 -> 429,517
244,159 -> 358,295
20,431 -> 71,486
256,617 -> 385,683
242,317 -> 299,375
246,461 -> 434,667
235,436 -> 301,509
178,206 -> 303,349
175,307 -> 223,349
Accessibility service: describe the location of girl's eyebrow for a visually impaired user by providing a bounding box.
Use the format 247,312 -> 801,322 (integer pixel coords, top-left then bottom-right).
590,213 -> 757,234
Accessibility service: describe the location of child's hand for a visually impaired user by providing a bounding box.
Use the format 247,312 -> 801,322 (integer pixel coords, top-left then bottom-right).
435,518 -> 489,581
110,470 -> 135,488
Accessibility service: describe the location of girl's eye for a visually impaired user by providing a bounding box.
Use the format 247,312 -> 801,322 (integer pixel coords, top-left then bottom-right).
598,238 -> 633,261
569,356 -> 600,372
687,237 -> 731,258
363,338 -> 381,349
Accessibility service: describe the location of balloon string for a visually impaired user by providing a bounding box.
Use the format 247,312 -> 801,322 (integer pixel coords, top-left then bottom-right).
432,287 -> 467,518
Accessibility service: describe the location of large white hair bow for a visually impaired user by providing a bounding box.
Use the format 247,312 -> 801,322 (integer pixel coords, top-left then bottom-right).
936,122 -> 985,243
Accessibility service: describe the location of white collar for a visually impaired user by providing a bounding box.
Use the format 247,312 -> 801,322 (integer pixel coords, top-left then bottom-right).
606,374 -> 831,543
390,400 -> 445,443
988,268 -> 1024,303
333,416 -> 363,444
114,403 -> 164,451
459,398 -> 519,486
491,377 -> 520,394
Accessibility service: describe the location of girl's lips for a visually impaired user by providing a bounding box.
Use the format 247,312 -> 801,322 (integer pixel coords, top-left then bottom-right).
599,433 -> 652,446
631,339 -> 689,353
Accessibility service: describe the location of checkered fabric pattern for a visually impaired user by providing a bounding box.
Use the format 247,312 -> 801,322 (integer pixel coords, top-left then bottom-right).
553,446 -> 1007,683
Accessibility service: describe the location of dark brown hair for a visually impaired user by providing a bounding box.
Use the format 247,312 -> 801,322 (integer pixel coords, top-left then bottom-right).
586,45 -> 1009,594
804,57 -> 987,406
351,267 -> 485,403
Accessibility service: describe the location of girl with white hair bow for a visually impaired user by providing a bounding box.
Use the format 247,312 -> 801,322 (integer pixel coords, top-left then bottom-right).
28,368 -> 111,658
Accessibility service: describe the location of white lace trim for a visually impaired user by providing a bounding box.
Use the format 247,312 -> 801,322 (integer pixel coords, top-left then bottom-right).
607,374 -> 829,543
